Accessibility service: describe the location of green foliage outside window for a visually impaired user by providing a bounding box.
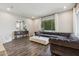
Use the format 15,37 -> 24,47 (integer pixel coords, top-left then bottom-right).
41,19 -> 55,30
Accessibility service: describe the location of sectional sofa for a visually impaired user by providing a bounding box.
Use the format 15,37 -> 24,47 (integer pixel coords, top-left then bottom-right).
35,31 -> 79,56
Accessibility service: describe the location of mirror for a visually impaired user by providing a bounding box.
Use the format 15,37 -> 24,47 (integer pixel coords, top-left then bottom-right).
16,18 -> 27,31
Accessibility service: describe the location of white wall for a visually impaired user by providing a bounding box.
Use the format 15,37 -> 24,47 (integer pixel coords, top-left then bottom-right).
0,9 -> 73,43
73,3 -> 79,37
24,18 -> 41,36
0,11 -> 37,43
55,14 -> 59,32
33,18 -> 41,32
77,13 -> 79,36
0,11 -> 39,43
34,10 -> 73,33
0,11 -> 18,43
24,18 -> 34,36
76,4 -> 79,36
0,10 -> 41,43
73,8 -> 77,35
56,10 -> 73,33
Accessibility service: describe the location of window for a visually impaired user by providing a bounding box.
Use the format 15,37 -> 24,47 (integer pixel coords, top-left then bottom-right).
41,19 -> 55,31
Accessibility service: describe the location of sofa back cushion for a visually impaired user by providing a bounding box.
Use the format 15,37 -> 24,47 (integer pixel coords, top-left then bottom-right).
35,31 -> 71,38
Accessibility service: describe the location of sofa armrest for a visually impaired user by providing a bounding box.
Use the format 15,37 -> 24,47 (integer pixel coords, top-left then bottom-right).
49,36 -> 79,50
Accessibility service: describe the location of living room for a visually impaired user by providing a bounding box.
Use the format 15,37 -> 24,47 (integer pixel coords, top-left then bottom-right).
0,3 -> 79,56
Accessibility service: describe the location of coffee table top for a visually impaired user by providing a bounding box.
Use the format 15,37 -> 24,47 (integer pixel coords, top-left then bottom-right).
0,43 -> 6,51
31,36 -> 49,41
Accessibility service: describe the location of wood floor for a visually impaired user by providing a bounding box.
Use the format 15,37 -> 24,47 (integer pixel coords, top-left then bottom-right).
4,37 -> 51,56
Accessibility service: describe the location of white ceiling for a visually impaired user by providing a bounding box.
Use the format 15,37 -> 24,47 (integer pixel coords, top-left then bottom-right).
0,3 -> 75,18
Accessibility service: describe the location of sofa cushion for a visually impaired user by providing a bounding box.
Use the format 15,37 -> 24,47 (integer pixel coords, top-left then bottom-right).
35,32 -> 71,38
49,35 -> 79,50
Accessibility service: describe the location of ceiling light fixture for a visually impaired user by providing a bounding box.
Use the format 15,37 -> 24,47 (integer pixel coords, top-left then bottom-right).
6,5 -> 13,11
32,16 -> 35,19
64,6 -> 67,9
7,8 -> 11,11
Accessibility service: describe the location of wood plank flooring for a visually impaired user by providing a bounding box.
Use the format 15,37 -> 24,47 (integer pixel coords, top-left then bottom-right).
4,37 -> 51,56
